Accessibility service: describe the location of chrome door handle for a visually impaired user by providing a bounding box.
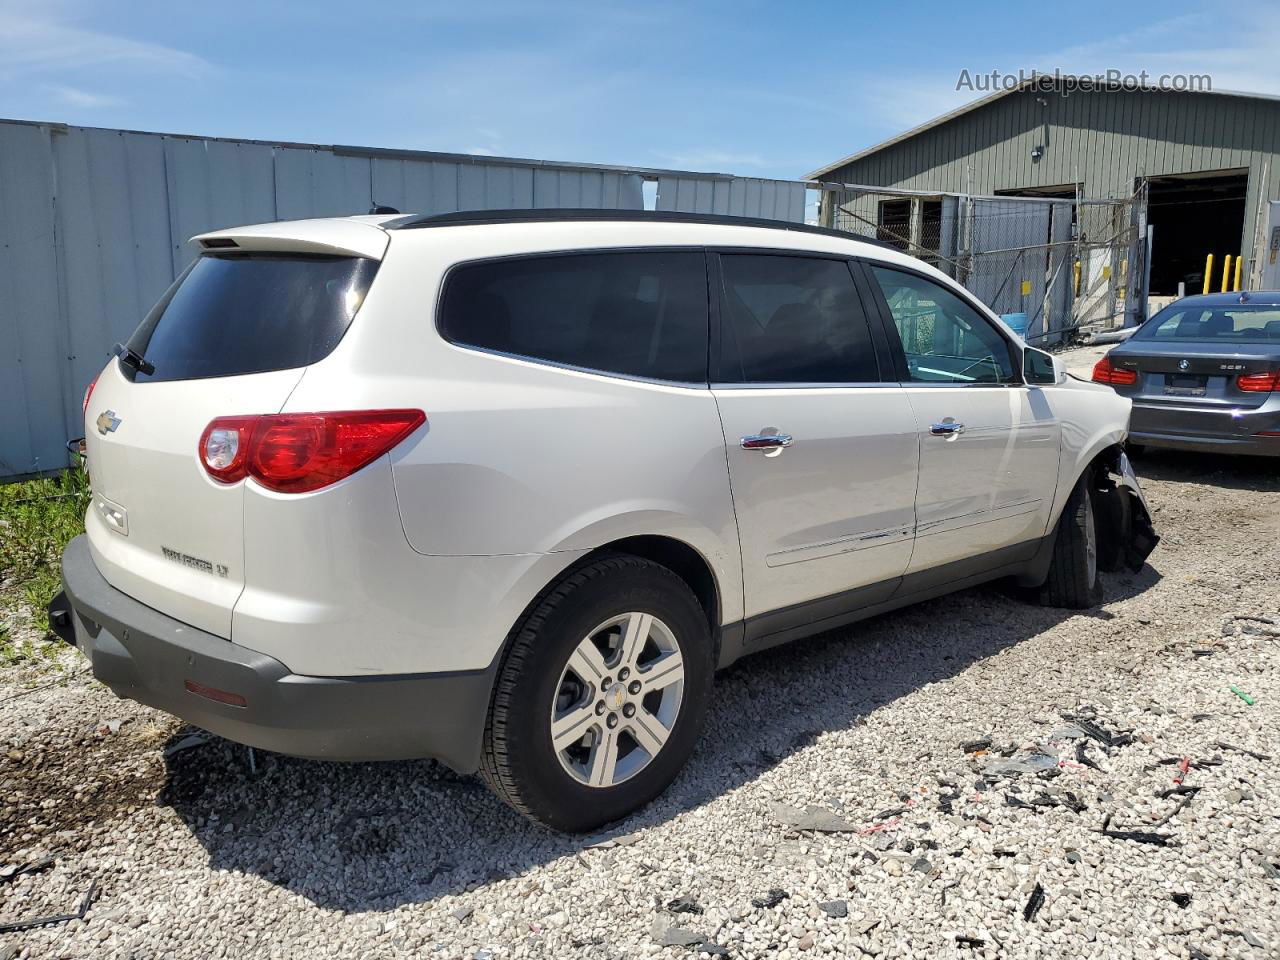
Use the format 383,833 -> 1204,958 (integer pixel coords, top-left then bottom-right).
741,434 -> 794,450
930,421 -> 965,436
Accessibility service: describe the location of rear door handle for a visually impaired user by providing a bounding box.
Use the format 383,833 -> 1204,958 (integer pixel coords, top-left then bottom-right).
741,434 -> 794,450
930,421 -> 965,436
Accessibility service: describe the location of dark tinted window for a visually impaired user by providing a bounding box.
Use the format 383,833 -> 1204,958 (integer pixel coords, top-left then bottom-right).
127,254 -> 378,383
871,266 -> 1015,384
1138,305 -> 1280,343
439,251 -> 709,383
719,255 -> 879,383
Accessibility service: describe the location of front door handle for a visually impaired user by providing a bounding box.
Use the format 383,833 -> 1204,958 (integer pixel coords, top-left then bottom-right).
930,421 -> 965,436
741,434 -> 794,451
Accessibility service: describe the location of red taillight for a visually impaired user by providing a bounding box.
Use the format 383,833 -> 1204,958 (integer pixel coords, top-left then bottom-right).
82,373 -> 99,420
199,410 -> 425,493
1090,356 -> 1137,386
1237,370 -> 1280,393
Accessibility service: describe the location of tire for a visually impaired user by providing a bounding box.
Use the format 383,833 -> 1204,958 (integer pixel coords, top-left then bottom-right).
479,556 -> 714,832
1038,473 -> 1104,609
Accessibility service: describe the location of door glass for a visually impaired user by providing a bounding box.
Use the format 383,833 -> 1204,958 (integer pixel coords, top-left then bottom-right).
871,266 -> 1015,384
719,255 -> 879,383
439,251 -> 709,383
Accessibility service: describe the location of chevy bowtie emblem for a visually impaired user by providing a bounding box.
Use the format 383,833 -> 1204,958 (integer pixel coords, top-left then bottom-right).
96,410 -> 121,435
1178,359 -> 1191,371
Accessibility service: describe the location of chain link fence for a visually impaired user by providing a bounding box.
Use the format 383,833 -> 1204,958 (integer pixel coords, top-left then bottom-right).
824,184 -> 1147,346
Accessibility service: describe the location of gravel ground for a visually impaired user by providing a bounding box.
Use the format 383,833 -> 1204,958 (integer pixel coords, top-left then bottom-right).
1,447 -> 1278,959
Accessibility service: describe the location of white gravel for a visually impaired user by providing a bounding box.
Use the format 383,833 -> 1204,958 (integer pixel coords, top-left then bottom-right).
1,448 -> 1278,960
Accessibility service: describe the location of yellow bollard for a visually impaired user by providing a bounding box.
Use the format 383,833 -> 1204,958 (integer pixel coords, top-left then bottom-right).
1203,254 -> 1215,295
1234,256 -> 1243,292
1073,260 -> 1081,296
1221,254 -> 1233,293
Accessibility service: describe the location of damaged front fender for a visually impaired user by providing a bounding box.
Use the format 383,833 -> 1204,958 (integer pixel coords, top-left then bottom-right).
1094,446 -> 1160,573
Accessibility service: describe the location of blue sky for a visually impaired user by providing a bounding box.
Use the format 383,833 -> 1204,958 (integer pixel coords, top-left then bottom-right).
2,1 -> 1278,182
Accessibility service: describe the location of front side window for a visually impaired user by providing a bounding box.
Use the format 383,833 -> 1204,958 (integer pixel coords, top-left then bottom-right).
439,251 -> 709,383
718,255 -> 879,383
871,266 -> 1015,384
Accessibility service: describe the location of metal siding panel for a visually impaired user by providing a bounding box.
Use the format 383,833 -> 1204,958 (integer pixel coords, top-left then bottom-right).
0,123 -> 64,476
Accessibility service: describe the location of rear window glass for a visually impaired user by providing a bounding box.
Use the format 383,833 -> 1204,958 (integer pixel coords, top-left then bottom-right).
1137,305 -> 1280,343
126,253 -> 378,382
438,251 -> 709,383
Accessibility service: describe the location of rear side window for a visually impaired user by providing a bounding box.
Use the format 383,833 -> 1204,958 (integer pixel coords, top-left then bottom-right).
439,251 -> 709,383
127,254 -> 378,382
718,255 -> 880,383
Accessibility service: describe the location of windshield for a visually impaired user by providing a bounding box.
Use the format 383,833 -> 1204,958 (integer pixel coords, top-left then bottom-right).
1135,303 -> 1280,344
125,253 -> 379,382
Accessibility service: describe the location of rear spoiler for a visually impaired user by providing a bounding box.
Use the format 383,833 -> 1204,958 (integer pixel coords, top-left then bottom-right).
191,218 -> 390,260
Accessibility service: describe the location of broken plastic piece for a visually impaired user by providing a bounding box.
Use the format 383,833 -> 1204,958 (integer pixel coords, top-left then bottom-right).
1023,883 -> 1045,921
1229,685 -> 1256,706
1173,757 -> 1190,786
960,738 -> 992,753
1172,892 -> 1192,908
751,889 -> 789,909
666,895 -> 702,915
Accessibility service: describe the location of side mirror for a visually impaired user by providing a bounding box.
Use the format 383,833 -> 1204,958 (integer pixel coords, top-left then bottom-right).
1023,347 -> 1063,385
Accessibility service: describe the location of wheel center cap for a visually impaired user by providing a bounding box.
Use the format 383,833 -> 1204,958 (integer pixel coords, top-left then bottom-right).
604,682 -> 627,711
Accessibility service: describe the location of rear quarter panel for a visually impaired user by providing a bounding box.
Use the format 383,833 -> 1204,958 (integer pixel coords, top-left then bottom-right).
280,227 -> 745,630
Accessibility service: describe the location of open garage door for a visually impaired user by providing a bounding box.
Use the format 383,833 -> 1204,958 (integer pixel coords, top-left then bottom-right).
1145,169 -> 1248,296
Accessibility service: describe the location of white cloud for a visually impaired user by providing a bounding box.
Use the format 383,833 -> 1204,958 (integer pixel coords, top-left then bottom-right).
46,83 -> 125,108
0,4 -> 209,80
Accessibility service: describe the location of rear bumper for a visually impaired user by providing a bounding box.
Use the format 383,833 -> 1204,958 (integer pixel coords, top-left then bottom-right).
51,535 -> 494,771
1129,396 -> 1280,457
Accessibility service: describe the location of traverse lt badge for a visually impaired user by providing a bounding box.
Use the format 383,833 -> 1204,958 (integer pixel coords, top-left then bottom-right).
96,410 -> 121,435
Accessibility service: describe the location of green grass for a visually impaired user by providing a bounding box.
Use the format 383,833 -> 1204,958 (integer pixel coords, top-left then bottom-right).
0,468 -> 91,660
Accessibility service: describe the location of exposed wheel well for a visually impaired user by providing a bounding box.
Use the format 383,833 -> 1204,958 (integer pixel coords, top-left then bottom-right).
584,536 -> 720,637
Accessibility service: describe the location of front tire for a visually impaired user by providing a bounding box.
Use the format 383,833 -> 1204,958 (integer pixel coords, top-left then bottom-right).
479,556 -> 713,832
1038,473 -> 1103,609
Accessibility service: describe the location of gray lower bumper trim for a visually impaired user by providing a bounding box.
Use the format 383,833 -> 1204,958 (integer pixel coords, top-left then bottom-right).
54,535 -> 494,772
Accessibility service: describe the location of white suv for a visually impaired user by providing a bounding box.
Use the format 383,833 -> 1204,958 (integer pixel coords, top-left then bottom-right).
51,210 -> 1157,831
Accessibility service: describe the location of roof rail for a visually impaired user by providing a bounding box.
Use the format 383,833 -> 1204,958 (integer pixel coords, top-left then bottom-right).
382,208 -> 896,249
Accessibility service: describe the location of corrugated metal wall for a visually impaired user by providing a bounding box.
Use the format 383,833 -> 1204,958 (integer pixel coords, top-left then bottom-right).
819,88 -> 1280,274
0,119 -> 807,479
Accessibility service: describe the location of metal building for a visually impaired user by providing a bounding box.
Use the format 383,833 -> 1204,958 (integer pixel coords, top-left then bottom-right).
0,118 -> 808,480
809,79 -> 1280,323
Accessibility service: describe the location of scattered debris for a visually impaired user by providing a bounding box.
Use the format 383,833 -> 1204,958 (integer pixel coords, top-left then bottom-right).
1004,793 -> 1039,813
770,803 -> 858,833
1172,892 -> 1192,908
960,738 -> 992,754
1100,818 -> 1175,847
751,888 -> 789,909
665,895 -> 702,915
649,918 -> 703,948
955,935 -> 986,948
983,753 -> 1059,778
1067,716 -> 1132,748
450,905 -> 474,922
695,943 -> 730,958
1023,883 -> 1046,922
1173,756 -> 1191,786
1217,742 -> 1271,761
0,855 -> 54,884
163,733 -> 210,758
0,880 -> 98,934
1076,740 -> 1101,771
819,900 -> 848,918
1229,685 -> 1256,706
